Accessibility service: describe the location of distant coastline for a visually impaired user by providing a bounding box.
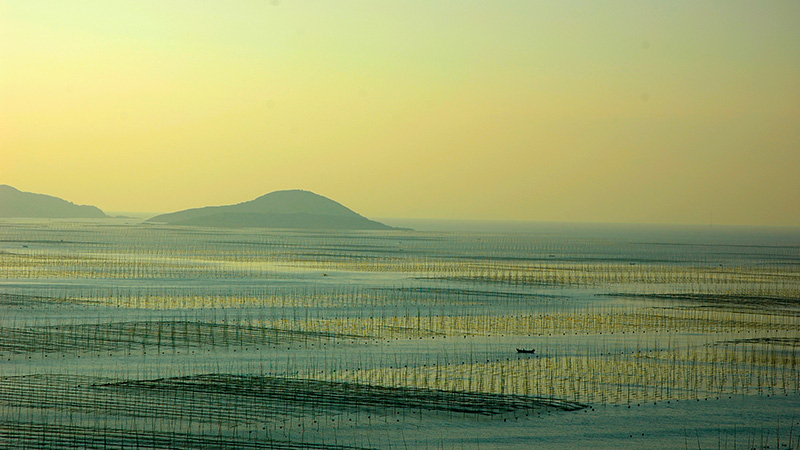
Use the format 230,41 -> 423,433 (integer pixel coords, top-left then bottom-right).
377,218 -> 800,244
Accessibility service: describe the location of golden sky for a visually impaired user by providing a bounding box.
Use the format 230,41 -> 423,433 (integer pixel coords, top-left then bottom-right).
2,1 -> 799,226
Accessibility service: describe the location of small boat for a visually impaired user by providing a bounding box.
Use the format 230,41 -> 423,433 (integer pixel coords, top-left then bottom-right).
516,348 -> 535,354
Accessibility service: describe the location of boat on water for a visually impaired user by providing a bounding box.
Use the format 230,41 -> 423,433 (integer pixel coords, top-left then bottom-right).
516,348 -> 535,354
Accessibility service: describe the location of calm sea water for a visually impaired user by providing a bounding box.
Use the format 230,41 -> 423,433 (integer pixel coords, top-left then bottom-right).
1,219 -> 798,449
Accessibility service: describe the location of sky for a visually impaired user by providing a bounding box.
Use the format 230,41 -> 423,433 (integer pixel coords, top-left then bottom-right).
2,1 -> 799,226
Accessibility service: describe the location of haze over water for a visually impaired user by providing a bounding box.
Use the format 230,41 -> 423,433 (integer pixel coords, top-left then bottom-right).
3,1 -> 799,227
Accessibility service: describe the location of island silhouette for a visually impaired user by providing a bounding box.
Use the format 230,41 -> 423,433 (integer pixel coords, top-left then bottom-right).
147,189 -> 396,230
0,185 -> 108,218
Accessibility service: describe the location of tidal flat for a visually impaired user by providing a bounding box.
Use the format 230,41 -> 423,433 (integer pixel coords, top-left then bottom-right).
1,220 -> 798,449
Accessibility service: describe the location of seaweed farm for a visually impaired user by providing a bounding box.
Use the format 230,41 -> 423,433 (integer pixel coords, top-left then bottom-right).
1,220 -> 798,449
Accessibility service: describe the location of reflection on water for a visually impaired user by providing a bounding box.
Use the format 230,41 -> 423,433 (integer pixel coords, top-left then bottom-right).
0,220 -> 798,449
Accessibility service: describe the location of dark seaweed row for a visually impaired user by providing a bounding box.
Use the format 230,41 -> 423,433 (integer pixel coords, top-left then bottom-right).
0,420 -> 374,450
101,373 -> 587,415
0,321 -> 358,355
0,374 -> 288,424
0,373 -> 585,431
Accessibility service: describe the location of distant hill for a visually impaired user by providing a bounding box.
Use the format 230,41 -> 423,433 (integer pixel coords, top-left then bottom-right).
147,190 -> 395,230
0,185 -> 108,218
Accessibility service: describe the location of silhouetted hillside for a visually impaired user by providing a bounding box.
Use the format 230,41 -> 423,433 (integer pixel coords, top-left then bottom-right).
0,185 -> 107,218
147,190 -> 395,230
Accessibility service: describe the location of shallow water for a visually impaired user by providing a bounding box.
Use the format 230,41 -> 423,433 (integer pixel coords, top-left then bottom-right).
1,220 -> 798,449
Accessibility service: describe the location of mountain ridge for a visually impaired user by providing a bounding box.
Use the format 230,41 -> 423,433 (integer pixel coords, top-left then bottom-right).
147,190 -> 395,230
0,185 -> 108,218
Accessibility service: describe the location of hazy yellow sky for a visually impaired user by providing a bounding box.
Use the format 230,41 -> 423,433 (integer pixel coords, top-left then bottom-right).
2,1 -> 799,226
